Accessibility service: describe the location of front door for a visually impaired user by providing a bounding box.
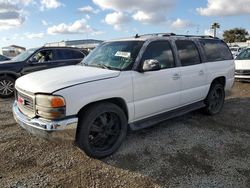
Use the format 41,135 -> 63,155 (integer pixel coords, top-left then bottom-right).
22,49 -> 56,75
133,40 -> 181,121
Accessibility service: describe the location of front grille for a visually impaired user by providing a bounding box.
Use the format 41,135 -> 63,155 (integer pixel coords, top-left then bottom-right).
235,69 -> 250,75
17,90 -> 36,118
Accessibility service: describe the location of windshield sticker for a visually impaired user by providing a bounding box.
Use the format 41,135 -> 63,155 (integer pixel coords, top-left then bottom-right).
115,51 -> 131,58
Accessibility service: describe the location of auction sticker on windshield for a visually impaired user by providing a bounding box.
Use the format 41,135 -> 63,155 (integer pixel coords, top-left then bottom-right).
115,51 -> 131,58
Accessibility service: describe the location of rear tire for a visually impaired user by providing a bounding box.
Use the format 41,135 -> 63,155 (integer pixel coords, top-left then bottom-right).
204,83 -> 225,115
76,102 -> 127,159
0,75 -> 15,98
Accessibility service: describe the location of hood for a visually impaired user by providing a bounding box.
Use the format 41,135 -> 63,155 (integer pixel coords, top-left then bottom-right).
15,65 -> 120,94
235,60 -> 250,70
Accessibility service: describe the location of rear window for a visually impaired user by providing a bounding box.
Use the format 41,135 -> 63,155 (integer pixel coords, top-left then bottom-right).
200,39 -> 233,62
55,49 -> 85,60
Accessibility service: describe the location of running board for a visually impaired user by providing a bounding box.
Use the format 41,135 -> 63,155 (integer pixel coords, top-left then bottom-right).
129,101 -> 205,131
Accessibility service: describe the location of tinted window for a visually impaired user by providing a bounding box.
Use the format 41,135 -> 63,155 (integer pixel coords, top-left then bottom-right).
176,40 -> 201,66
236,49 -> 250,60
55,49 -> 85,60
141,41 -> 175,69
0,55 -> 8,61
31,50 -> 53,63
200,39 -> 233,62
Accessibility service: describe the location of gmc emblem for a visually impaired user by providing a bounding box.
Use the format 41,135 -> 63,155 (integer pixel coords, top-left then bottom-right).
17,96 -> 24,105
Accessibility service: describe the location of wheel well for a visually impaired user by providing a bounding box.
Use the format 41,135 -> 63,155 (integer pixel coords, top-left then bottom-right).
211,76 -> 226,88
0,73 -> 18,80
77,98 -> 129,120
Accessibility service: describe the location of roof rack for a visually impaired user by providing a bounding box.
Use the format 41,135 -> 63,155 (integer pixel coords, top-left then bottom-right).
135,33 -> 218,39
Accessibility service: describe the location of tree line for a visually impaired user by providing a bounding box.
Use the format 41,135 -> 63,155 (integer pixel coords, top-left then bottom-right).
222,28 -> 249,43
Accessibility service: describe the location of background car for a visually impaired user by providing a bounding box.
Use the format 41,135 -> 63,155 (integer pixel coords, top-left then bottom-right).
230,46 -> 244,58
0,54 -> 10,61
0,46 -> 88,98
235,48 -> 250,81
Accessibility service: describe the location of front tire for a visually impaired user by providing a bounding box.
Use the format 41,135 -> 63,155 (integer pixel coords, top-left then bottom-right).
204,83 -> 225,115
0,76 -> 15,98
76,102 -> 127,159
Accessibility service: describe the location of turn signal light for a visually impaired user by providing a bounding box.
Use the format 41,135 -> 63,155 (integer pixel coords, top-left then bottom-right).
51,97 -> 65,108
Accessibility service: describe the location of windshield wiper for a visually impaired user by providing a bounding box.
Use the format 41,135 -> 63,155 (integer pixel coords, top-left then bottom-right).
97,64 -> 121,71
83,63 -> 121,71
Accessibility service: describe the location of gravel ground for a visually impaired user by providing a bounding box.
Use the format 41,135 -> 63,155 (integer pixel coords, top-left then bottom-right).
0,82 -> 250,188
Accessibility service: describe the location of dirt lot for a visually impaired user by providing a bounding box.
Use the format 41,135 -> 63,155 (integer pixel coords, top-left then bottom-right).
0,82 -> 250,188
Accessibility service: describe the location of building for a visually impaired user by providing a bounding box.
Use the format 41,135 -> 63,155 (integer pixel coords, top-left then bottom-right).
45,39 -> 103,50
227,42 -> 250,48
2,45 -> 26,57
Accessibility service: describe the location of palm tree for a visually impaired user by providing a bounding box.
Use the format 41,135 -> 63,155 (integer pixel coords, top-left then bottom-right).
211,22 -> 220,37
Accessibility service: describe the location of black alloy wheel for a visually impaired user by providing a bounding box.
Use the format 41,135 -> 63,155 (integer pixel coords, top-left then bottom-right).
204,83 -> 225,115
76,102 -> 127,158
89,112 -> 121,151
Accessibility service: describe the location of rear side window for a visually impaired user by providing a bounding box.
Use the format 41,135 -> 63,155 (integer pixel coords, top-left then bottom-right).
176,40 -> 201,66
141,40 -> 175,69
200,39 -> 233,62
55,49 -> 85,60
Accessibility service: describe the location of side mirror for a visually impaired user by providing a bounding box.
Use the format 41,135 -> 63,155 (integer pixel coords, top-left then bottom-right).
28,57 -> 38,64
142,59 -> 161,72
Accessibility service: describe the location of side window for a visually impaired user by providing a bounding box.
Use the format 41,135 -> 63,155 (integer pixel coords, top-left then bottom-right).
141,41 -> 175,69
31,50 -> 53,63
176,40 -> 201,66
55,49 -> 85,60
236,49 -> 250,60
70,50 -> 85,59
200,39 -> 233,62
0,55 -> 8,61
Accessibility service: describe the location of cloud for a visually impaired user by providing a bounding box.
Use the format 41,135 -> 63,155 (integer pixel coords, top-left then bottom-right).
170,19 -> 194,29
19,0 -> 34,6
204,29 -> 214,36
104,12 -> 130,30
197,0 -> 250,16
42,20 -> 48,26
47,18 -> 102,35
25,32 -> 44,39
93,0 -> 174,24
0,1 -> 25,30
40,0 -> 63,11
78,6 -> 99,14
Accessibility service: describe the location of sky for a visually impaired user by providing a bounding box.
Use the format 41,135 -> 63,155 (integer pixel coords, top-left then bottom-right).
0,0 -> 250,49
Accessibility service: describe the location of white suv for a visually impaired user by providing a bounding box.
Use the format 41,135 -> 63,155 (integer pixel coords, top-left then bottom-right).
13,33 -> 235,158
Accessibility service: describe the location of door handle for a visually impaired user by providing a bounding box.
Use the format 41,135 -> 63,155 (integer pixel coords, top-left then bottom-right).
172,73 -> 181,80
199,70 -> 204,76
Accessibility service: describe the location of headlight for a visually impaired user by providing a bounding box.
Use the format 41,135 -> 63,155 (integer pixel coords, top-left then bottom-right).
36,94 -> 66,120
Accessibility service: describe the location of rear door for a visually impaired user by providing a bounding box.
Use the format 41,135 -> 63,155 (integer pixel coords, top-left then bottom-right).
53,49 -> 86,66
132,40 -> 181,121
175,40 -> 207,106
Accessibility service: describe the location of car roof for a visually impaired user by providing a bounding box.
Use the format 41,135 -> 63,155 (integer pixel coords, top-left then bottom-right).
106,33 -> 220,43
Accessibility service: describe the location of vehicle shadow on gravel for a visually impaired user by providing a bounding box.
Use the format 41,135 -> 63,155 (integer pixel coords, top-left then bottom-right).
103,97 -> 250,187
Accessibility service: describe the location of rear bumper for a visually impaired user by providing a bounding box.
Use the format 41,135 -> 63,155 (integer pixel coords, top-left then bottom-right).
13,102 -> 78,141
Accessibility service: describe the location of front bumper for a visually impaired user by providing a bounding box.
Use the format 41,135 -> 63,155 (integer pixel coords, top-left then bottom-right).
13,102 -> 78,141
235,75 -> 250,82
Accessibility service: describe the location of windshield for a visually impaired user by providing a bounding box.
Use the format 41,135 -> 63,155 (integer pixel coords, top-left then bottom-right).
81,41 -> 144,70
12,48 -> 37,62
